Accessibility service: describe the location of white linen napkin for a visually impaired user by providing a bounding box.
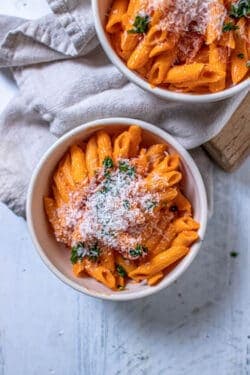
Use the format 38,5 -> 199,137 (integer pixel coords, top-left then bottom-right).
0,0 -> 248,216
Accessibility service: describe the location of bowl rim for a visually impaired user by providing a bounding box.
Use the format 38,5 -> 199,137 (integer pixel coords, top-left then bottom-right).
26,117 -> 208,301
91,0 -> 250,103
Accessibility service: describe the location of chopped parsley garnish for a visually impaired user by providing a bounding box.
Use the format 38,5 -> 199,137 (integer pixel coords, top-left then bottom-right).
100,171 -> 112,193
88,243 -> 101,262
70,242 -> 85,264
128,14 -> 150,34
123,199 -> 130,209
71,242 -> 100,263
103,157 -> 113,179
246,61 -> 250,68
100,184 -> 111,194
101,228 -> 115,238
104,169 -> 111,179
230,251 -> 238,258
103,156 -> 113,170
118,161 -> 135,177
230,0 -> 250,18
129,244 -> 148,257
222,22 -> 239,32
145,200 -> 157,211
116,264 -> 127,277
170,205 -> 178,212
237,53 -> 245,59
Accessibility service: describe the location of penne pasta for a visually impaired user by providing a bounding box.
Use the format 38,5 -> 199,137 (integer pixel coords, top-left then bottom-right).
44,125 -> 200,291
113,131 -> 131,162
44,197 -> 58,231
106,0 -> 249,93
53,154 -> 75,203
128,125 -> 142,157
172,231 -> 199,247
85,260 -> 117,290
70,144 -> 88,184
85,136 -> 99,177
106,0 -> 129,34
129,246 -> 189,281
231,21 -> 249,84
147,272 -> 164,286
146,144 -> 167,169
73,261 -> 85,277
96,131 -> 113,166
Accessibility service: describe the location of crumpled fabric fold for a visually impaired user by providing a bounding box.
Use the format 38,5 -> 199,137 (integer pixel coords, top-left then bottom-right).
0,0 -> 248,216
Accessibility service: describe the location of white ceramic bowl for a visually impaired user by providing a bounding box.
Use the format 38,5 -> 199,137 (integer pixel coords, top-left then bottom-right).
92,0 -> 250,103
26,118 -> 208,301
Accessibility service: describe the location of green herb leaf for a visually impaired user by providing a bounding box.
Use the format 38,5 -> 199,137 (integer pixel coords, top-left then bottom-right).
145,200 -> 157,211
230,251 -> 239,258
222,22 -> 239,32
103,157 -> 114,180
123,199 -> 130,209
100,172 -> 112,193
237,53 -> 245,59
116,264 -> 127,277
100,184 -> 110,193
128,14 -> 150,34
129,244 -> 148,258
118,161 -> 130,172
88,243 -> 101,262
70,242 -> 85,264
101,228 -> 115,237
230,0 -> 250,18
118,161 -> 135,177
104,170 -> 111,179
103,156 -> 113,170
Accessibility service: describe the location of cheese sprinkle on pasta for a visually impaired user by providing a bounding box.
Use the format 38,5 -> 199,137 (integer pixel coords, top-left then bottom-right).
146,0 -> 226,35
44,125 -> 202,290
56,159 -> 163,260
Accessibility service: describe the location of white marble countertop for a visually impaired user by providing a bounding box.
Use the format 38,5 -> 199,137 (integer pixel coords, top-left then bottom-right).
0,1 -> 250,375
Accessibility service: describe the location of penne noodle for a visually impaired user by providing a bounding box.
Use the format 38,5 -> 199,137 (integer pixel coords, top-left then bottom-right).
73,261 -> 85,277
147,272 -> 164,286
113,131 -> 131,162
70,144 -> 88,184
44,125 -> 200,291
128,125 -> 142,157
85,136 -> 99,177
129,246 -> 189,281
106,0 -> 249,93
85,260 -> 117,289
106,0 -> 129,34
53,154 -> 75,203
172,231 -> 199,247
96,131 -> 113,166
44,197 -> 59,231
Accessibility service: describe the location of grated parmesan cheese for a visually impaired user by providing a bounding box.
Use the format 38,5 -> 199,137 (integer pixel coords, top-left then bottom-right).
56,159 -> 170,260
146,0 -> 226,35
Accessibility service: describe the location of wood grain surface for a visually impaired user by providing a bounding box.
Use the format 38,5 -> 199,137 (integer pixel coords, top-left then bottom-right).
204,93 -> 250,172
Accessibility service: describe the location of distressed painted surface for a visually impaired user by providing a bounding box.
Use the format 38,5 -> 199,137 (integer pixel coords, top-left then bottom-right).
0,159 -> 249,375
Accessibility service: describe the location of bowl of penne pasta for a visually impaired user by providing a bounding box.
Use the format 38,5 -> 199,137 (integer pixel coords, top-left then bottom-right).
26,118 -> 207,300
92,0 -> 250,102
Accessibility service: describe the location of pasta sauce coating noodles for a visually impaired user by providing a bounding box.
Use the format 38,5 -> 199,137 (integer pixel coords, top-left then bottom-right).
106,0 -> 250,93
44,125 -> 200,290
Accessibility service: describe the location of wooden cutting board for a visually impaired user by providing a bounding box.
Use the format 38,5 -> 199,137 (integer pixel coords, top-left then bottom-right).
204,93 -> 250,172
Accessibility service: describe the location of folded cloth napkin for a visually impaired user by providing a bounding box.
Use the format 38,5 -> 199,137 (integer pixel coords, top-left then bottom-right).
0,0 -> 248,216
